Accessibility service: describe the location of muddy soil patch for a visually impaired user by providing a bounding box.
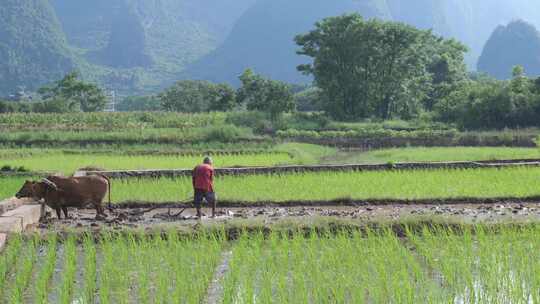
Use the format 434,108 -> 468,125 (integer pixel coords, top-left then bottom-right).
35,201 -> 540,234
113,196 -> 540,209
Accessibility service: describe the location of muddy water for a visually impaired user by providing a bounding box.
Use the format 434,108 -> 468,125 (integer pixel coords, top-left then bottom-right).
35,202 -> 540,232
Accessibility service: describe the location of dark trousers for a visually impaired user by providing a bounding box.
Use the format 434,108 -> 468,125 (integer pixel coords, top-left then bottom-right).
194,189 -> 216,209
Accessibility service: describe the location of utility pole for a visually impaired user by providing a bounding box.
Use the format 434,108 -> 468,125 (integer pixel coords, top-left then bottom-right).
104,90 -> 116,112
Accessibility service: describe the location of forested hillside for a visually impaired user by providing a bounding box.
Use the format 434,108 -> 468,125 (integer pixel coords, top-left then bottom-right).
0,0 -> 74,95
478,21 -> 540,79
50,0 -> 256,94
2,0 -> 540,95
0,0 -> 255,96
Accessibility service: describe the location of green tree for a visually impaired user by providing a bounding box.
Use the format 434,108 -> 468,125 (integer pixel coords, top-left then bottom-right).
296,13 -> 467,120
237,69 -> 295,121
32,97 -> 72,113
435,66 -> 540,129
207,84 -> 237,112
294,87 -> 324,112
38,71 -> 107,112
424,38 -> 468,111
0,101 -> 17,113
159,80 -> 236,112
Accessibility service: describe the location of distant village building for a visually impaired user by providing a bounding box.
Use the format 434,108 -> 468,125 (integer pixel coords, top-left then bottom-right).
6,87 -> 34,102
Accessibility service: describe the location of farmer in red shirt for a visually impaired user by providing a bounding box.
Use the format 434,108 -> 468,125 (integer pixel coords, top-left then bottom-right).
192,156 -> 216,218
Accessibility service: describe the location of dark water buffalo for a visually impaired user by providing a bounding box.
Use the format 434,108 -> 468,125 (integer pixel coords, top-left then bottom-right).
16,175 -> 111,219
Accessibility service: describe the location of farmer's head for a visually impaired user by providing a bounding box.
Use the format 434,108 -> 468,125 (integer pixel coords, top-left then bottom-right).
203,156 -> 213,165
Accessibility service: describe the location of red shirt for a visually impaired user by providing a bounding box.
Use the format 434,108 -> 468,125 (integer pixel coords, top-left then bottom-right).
192,164 -> 214,192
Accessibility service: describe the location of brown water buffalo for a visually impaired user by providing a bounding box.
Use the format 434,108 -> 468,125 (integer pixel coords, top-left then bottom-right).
15,174 -> 111,219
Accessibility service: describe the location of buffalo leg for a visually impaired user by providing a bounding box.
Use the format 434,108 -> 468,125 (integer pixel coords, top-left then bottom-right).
94,203 -> 106,220
39,202 -> 46,221
96,204 -> 105,216
62,207 -> 69,218
55,208 -> 62,219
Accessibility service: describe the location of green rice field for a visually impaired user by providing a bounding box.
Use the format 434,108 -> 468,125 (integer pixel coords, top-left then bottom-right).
0,150 -> 293,174
1,226 -> 539,303
0,232 -> 223,304
327,147 -> 540,164
105,167 -> 540,203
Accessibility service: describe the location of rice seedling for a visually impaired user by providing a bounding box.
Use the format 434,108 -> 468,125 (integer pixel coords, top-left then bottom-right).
152,236 -> 169,303
119,237 -> 133,303
38,231 -> 224,303
134,233 -> 151,304
58,235 -> 77,304
1,226 -> 540,303
0,234 -> 23,297
7,235 -> 38,303
99,233 -> 114,304
409,225 -> 540,303
82,233 -> 97,304
33,234 -> 57,304
222,229 -> 445,303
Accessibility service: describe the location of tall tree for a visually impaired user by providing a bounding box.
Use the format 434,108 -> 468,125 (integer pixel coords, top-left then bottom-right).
424,37 -> 468,110
296,13 -> 467,120
38,72 -> 107,112
237,69 -> 295,121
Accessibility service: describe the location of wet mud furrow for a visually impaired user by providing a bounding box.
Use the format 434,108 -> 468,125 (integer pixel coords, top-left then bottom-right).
113,196 -> 540,209
38,201 -> 540,232
205,250 -> 233,304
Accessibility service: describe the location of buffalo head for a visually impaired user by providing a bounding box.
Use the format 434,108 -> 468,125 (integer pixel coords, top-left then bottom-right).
16,179 -> 58,200
15,180 -> 36,199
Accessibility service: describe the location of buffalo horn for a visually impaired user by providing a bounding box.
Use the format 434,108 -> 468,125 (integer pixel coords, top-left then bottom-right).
41,178 -> 58,191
